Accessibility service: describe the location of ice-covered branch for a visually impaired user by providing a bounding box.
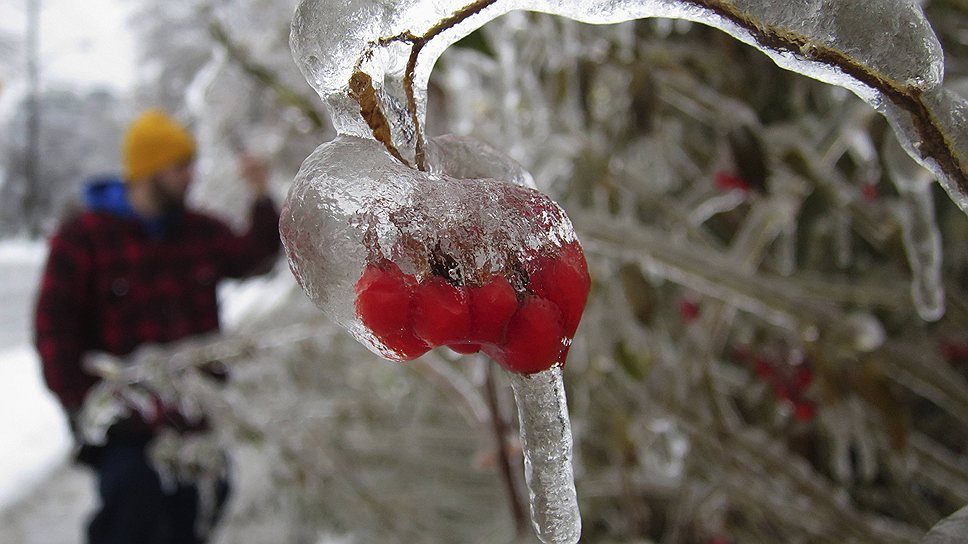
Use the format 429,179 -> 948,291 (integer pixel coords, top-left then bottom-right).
206,12 -> 326,131
291,0 -> 968,215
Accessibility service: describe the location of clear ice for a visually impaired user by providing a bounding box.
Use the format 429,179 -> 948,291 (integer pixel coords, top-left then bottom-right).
884,134 -> 946,321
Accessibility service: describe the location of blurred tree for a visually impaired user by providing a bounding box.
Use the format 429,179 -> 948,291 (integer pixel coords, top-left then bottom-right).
0,88 -> 125,235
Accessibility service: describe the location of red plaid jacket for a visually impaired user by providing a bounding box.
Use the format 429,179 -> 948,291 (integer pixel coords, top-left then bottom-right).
34,198 -> 281,412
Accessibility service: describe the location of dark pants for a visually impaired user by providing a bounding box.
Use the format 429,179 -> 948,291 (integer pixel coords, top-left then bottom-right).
86,439 -> 229,544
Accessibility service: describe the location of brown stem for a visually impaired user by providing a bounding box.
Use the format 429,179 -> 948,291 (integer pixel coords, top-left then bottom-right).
351,0 -> 500,170
483,359 -> 529,537
207,15 -> 326,131
349,71 -> 412,167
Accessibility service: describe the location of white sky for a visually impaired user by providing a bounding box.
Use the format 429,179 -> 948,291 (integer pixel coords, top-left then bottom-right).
41,0 -> 137,90
1,0 -> 137,91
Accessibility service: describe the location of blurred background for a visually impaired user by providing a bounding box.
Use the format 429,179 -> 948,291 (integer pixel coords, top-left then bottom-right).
2,0 -> 968,542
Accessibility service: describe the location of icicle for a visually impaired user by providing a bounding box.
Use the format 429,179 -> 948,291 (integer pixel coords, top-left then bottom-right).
508,367 -> 581,544
895,188 -> 945,322
884,136 -> 946,322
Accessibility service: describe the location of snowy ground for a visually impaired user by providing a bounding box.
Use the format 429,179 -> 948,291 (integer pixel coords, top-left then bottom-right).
0,240 -> 92,543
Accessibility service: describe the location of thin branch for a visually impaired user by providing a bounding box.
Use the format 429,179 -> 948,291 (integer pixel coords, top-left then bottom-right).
350,0 -> 500,170
207,15 -> 327,131
483,359 -> 529,537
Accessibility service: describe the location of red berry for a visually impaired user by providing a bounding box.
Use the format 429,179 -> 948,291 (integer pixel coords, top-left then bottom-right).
793,400 -> 816,422
355,263 -> 429,359
678,298 -> 700,322
753,357 -> 774,380
412,276 -> 472,346
940,340 -> 968,365
447,275 -> 518,355
861,184 -> 879,202
772,383 -> 792,402
467,275 -> 518,344
486,295 -> 565,374
791,365 -> 814,392
527,242 -> 590,337
714,172 -> 750,193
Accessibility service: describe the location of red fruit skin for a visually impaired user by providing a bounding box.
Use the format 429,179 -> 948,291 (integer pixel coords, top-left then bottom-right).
467,275 -> 519,344
446,275 -> 518,356
486,295 -> 566,374
355,263 -> 429,360
412,277 -> 472,347
527,242 -> 590,338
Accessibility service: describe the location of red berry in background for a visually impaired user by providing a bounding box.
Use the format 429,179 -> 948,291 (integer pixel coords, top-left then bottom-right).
861,183 -> 879,202
791,365 -> 814,392
753,356 -> 774,380
940,340 -> 968,366
528,242 -> 590,337
793,400 -> 816,422
678,298 -> 700,323
355,262 -> 429,359
486,295 -> 566,374
412,276 -> 472,346
714,171 -> 751,193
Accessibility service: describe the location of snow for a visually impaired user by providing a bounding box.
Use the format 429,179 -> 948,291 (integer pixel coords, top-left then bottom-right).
0,346 -> 71,511
0,240 -> 72,511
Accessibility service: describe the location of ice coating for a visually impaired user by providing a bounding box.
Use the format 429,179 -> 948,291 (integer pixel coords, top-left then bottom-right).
290,0 -> 968,219
508,367 -> 580,544
291,0 -> 942,105
425,133 -> 536,189
280,134 -> 583,363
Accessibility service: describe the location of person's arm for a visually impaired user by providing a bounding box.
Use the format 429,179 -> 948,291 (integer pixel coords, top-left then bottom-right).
33,223 -> 98,413
219,154 -> 282,278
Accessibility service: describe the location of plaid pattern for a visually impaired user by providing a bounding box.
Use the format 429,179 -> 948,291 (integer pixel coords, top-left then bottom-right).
34,198 -> 281,411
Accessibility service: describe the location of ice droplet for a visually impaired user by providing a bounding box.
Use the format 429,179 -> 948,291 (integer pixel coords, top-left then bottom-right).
508,367 -> 581,544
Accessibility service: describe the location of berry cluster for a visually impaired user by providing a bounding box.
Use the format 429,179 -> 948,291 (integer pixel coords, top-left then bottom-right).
735,346 -> 816,422
354,242 -> 590,374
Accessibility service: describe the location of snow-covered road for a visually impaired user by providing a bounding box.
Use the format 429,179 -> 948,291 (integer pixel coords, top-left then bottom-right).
0,241 -> 73,510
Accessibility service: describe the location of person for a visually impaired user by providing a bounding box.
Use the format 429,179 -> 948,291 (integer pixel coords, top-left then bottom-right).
33,109 -> 282,544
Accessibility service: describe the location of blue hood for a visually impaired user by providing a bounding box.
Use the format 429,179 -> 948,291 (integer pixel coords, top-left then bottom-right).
83,176 -> 138,218
82,175 -> 179,237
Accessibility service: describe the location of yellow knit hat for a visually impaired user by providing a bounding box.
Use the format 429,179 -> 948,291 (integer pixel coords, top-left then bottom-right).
122,109 -> 196,182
